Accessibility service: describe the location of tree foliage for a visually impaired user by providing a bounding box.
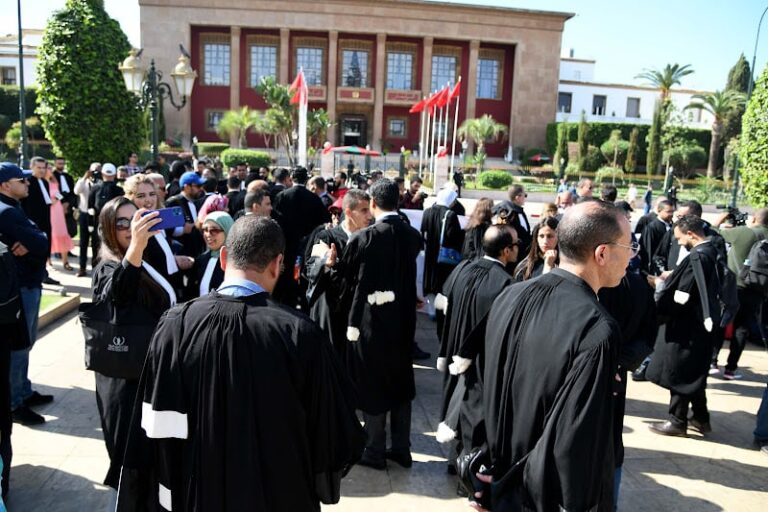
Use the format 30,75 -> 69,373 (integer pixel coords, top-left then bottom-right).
722,54 -> 752,144
577,110 -> 589,172
740,63 -> 768,207
458,114 -> 507,172
600,129 -> 629,167
216,106 -> 261,148
685,89 -> 746,177
36,0 -> 143,176
625,127 -> 639,173
636,63 -> 694,102
553,121 -> 568,175
646,101 -> 663,175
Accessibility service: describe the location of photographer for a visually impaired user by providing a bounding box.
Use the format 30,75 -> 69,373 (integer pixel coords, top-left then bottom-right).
713,207 -> 768,379
74,163 -> 100,276
402,176 -> 426,210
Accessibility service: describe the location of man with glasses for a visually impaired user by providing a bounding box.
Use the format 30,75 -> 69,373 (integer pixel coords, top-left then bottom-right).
646,215 -> 723,437
0,163 -> 54,427
479,201 -> 631,511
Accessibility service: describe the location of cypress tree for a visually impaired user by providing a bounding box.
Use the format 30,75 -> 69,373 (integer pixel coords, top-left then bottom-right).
722,54 -> 752,143
625,127 -> 639,174
553,122 -> 569,178
646,101 -> 662,175
577,111 -> 589,173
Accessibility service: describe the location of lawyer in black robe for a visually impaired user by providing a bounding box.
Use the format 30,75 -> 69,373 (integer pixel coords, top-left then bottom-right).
647,216 -> 722,433
165,174 -> 206,257
482,202 -> 632,512
421,189 -> 464,296
639,200 -> 673,273
435,226 -> 517,456
117,215 -> 364,511
21,166 -> 52,250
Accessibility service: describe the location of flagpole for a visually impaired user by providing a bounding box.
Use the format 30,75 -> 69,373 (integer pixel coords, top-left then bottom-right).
423,104 -> 431,179
418,100 -> 425,177
430,104 -> 438,186
450,80 -> 461,176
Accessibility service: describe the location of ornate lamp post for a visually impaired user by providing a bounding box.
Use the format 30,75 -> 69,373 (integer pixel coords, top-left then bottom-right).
119,48 -> 197,162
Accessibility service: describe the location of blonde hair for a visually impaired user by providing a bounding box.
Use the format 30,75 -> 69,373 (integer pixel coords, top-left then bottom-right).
124,174 -> 157,198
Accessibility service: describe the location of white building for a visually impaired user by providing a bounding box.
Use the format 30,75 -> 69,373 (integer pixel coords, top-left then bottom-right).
0,29 -> 42,86
556,55 -> 714,129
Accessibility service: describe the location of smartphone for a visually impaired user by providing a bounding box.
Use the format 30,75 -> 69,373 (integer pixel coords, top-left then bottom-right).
142,207 -> 185,231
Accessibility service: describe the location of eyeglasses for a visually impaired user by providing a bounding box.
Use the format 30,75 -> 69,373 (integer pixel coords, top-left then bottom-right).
115,217 -> 132,231
609,240 -> 640,256
202,227 -> 224,235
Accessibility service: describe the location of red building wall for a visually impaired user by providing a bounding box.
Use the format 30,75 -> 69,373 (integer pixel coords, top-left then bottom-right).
191,26 -> 231,142
476,43 -> 514,157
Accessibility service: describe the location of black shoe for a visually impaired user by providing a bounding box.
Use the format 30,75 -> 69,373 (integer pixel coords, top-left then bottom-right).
412,344 -> 430,360
358,453 -> 387,470
385,450 -> 413,468
25,391 -> 54,408
689,418 -> 712,434
632,365 -> 648,382
648,421 -> 687,437
43,276 -> 61,285
12,405 -> 45,425
76,269 -> 87,278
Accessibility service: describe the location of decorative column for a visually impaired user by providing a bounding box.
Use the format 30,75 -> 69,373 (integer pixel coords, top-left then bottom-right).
465,40 -> 480,153
229,27 -> 241,147
372,33 -> 386,151
421,36 -> 434,96
279,28 -> 290,83
508,44 -> 521,161
326,31 -> 338,144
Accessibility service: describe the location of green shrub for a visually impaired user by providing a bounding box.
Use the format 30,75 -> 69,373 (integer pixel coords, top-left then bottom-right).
583,146 -> 603,172
663,142 -> 707,176
220,148 -> 272,169
740,63 -> 768,207
0,85 -> 37,137
197,142 -> 230,156
477,170 -> 513,189
600,137 -> 630,166
595,166 -> 625,184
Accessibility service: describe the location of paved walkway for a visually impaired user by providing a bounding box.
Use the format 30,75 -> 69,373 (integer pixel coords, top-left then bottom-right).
5,264 -> 768,511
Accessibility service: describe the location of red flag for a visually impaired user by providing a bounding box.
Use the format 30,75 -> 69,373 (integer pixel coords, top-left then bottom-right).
409,97 -> 428,113
289,70 -> 308,106
437,147 -> 448,158
434,85 -> 450,108
449,78 -> 462,101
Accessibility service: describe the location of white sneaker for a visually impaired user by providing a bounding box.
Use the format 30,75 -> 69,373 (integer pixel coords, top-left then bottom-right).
708,365 -> 720,376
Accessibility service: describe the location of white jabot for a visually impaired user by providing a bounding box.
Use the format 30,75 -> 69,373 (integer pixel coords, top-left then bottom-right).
142,261 -> 177,307
187,199 -> 198,223
37,178 -> 51,205
482,255 -> 504,266
518,213 -> 529,232
155,232 -> 179,275
676,245 -> 690,265
58,174 -> 70,194
199,258 -> 217,297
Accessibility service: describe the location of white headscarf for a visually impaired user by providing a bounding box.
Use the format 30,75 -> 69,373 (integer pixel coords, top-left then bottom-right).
436,188 -> 458,207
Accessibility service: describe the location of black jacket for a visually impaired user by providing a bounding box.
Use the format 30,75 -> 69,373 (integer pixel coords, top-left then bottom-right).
0,194 -> 49,287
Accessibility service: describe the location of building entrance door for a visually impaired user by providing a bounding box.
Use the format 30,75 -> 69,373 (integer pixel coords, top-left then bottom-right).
340,116 -> 367,147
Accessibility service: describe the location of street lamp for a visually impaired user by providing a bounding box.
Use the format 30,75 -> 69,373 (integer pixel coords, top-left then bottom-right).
119,48 -> 197,162
731,4 -> 768,208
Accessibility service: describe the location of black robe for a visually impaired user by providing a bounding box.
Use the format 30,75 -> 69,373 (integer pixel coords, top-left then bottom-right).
634,211 -> 657,235
142,235 -> 185,300
304,225 -> 349,356
116,292 -> 365,512
421,204 -> 464,295
186,251 -> 225,298
599,271 -> 657,468
436,258 -> 514,452
165,193 -> 206,257
334,214 -> 422,414
493,201 -> 532,256
652,221 -> 725,275
639,218 -> 670,273
92,259 -> 169,489
21,176 -> 52,249
461,224 -> 488,261
647,241 -> 721,395
484,269 -> 620,512
512,256 -> 547,282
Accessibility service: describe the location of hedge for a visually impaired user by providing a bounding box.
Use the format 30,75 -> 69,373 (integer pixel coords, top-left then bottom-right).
477,170 -> 513,189
197,142 -> 230,156
0,86 -> 38,138
220,149 -> 272,169
545,121 -> 711,166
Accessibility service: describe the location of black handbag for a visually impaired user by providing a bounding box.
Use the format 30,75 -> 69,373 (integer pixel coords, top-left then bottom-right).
78,297 -> 157,380
66,211 -> 78,238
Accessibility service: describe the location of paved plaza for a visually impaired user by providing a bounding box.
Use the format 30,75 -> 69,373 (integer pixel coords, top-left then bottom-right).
5,260 -> 768,511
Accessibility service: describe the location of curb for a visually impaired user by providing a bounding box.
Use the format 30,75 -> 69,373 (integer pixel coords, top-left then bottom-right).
38,293 -> 81,330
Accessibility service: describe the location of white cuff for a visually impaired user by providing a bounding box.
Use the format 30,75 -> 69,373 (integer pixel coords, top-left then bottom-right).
367,290 -> 396,306
434,293 -> 448,312
436,422 -> 457,443
704,317 -> 713,332
673,290 -> 690,305
346,326 -> 360,342
436,357 -> 447,372
449,355 -> 472,375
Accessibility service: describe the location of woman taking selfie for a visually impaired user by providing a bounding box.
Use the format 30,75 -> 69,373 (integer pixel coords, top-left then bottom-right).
90,197 -> 177,505
513,217 -> 559,281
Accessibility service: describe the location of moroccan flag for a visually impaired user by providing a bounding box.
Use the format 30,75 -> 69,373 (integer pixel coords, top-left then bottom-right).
409,97 -> 428,113
434,85 -> 451,108
449,77 -> 462,102
289,70 -> 308,105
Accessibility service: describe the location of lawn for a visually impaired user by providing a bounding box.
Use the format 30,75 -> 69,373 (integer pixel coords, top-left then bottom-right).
39,293 -> 67,312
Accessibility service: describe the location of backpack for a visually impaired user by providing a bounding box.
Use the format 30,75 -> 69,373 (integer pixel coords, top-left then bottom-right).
0,240 -> 22,325
739,233 -> 768,295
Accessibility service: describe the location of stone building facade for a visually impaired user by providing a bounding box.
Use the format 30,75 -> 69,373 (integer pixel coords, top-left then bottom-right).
139,0 -> 572,156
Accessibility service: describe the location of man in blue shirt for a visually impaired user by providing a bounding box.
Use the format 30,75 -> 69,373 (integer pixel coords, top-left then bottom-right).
0,163 -> 54,426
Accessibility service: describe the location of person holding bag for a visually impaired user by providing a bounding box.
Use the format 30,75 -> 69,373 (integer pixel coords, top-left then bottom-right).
85,196 -> 176,506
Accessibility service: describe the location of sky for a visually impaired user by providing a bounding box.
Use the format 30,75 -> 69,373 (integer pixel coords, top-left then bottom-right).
2,0 -> 768,92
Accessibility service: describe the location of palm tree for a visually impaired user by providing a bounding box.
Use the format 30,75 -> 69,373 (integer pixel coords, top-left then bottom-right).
685,90 -> 747,178
636,63 -> 694,103
457,114 -> 508,172
216,106 -> 261,148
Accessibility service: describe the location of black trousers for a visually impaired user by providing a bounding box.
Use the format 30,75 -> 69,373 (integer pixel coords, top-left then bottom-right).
713,288 -> 764,371
78,211 -> 91,271
668,383 -> 708,426
362,400 -> 412,460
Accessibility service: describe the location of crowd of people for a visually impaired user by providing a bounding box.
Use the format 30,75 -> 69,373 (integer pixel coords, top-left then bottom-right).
1,155 -> 767,511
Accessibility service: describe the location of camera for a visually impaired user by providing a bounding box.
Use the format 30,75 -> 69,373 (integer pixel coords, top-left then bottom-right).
716,205 -> 749,226
325,176 -> 337,194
